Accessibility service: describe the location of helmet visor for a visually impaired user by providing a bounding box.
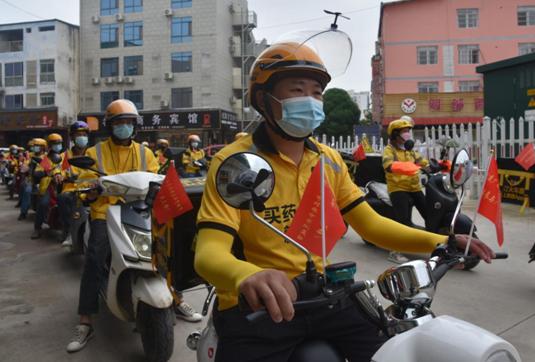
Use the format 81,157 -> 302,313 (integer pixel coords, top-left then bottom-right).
272,28 -> 353,80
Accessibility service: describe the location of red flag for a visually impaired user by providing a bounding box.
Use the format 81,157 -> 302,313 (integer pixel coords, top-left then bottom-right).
40,156 -> 52,173
352,144 -> 366,162
61,154 -> 70,171
153,163 -> 193,224
515,143 -> 535,171
286,160 -> 346,257
478,157 -> 504,246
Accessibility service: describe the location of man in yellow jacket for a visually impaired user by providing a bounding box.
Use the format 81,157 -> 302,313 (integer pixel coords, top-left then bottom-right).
155,138 -> 171,174
180,134 -> 206,177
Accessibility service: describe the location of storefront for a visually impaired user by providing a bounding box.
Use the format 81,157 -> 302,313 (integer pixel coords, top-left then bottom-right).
79,108 -> 239,148
0,107 -> 67,147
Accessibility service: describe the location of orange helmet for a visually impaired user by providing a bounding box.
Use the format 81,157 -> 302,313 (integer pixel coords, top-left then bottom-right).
33,138 -> 47,148
234,132 -> 248,141
187,134 -> 201,143
47,133 -> 63,144
248,42 -> 331,115
104,99 -> 139,125
157,139 -> 169,147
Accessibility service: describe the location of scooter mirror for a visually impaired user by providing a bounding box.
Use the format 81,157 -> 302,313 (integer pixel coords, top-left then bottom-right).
68,156 -> 96,169
215,152 -> 275,210
450,149 -> 472,188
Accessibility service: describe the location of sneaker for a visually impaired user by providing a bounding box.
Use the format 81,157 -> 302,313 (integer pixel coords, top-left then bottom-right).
175,301 -> 202,322
388,251 -> 409,264
66,324 -> 94,353
62,235 -> 73,248
30,229 -> 42,239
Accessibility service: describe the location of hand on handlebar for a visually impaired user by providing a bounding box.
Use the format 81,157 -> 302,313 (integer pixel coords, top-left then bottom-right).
454,234 -> 495,263
239,269 -> 297,323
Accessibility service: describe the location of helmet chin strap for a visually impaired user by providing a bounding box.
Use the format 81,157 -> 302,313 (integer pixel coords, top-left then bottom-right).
262,93 -> 311,142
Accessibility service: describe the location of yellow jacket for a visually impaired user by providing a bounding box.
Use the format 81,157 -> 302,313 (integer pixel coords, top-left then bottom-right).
34,152 -> 64,195
182,148 -> 205,174
61,149 -> 97,193
86,138 -> 158,220
382,144 -> 429,193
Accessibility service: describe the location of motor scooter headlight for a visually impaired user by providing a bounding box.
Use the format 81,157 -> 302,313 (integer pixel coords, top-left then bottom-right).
125,226 -> 152,261
101,180 -> 129,195
441,174 -> 455,194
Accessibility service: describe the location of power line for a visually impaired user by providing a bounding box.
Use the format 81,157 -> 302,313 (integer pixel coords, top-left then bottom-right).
0,0 -> 46,20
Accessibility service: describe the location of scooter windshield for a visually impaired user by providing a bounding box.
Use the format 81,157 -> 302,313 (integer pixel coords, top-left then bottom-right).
271,28 -> 353,80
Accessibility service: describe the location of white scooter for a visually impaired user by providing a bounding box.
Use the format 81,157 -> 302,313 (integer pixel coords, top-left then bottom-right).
68,157 -> 175,362
186,150 -> 521,362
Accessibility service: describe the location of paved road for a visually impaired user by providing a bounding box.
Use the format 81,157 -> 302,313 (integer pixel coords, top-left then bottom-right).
0,188 -> 534,362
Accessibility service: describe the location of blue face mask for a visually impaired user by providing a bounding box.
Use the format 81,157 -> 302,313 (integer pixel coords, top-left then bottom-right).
271,95 -> 325,138
32,146 -> 41,153
112,124 -> 134,140
74,136 -> 88,148
51,144 -> 63,153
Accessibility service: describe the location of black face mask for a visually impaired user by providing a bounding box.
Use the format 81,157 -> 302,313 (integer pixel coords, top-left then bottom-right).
404,139 -> 415,151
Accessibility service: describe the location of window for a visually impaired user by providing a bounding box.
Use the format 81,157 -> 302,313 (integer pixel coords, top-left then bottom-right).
101,91 -> 119,111
100,24 -> 119,48
125,0 -> 142,13
101,58 -> 119,77
417,46 -> 438,65
519,43 -> 535,56
101,0 -> 118,16
459,80 -> 480,92
40,59 -> 55,83
418,82 -> 439,93
124,22 -> 143,47
171,0 -> 192,9
40,92 -> 55,106
457,9 -> 479,28
125,90 -> 143,109
458,45 -> 479,64
124,56 -> 143,76
171,52 -> 192,72
5,94 -> 23,109
518,6 -> 535,26
38,25 -> 55,32
5,62 -> 23,87
171,17 -> 192,43
172,87 -> 192,108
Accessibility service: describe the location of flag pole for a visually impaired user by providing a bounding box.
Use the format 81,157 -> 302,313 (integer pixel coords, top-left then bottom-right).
320,153 -> 327,269
464,149 -> 493,256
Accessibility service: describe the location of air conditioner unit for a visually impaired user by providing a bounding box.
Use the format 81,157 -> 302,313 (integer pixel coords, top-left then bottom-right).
124,76 -> 134,84
92,15 -> 100,24
164,72 -> 174,81
164,9 -> 174,17
116,13 -> 124,22
160,100 -> 169,108
105,77 -> 114,84
91,77 -> 100,85
116,76 -> 124,84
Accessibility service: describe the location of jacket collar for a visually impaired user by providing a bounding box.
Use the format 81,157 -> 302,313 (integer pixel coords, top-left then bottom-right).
252,122 -> 320,154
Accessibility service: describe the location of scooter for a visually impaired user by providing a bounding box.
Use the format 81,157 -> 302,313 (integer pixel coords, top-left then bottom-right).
186,150 -> 521,362
68,156 -> 175,362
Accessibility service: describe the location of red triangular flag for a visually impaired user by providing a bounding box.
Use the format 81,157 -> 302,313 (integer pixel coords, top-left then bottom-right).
153,162 -> 193,224
40,156 -> 52,173
61,153 -> 70,171
352,144 -> 366,162
478,157 -> 504,246
515,143 -> 535,171
286,159 -> 346,257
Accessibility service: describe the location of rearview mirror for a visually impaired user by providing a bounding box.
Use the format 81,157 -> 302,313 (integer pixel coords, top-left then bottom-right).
68,156 -> 96,169
215,152 -> 274,211
450,149 -> 472,188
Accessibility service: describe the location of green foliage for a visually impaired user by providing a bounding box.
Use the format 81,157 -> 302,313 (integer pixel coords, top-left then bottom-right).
316,88 -> 361,137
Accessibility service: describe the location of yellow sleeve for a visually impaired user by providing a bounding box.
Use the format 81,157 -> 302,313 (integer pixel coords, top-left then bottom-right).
345,201 -> 447,253
194,228 -> 263,292
414,151 -> 429,167
144,146 -> 159,173
382,145 -> 395,171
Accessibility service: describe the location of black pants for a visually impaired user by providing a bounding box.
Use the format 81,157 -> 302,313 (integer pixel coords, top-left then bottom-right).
213,302 -> 386,362
78,219 -> 110,315
57,192 -> 75,234
389,191 -> 426,227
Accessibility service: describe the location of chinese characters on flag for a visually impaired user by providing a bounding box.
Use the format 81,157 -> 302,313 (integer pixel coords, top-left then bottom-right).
478,157 -> 504,246
152,162 -> 193,224
286,160 -> 346,257
515,143 -> 535,171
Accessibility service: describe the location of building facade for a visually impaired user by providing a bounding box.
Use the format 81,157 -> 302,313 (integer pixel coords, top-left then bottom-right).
347,90 -> 370,120
0,19 -> 79,145
80,0 -> 262,145
372,0 -> 535,127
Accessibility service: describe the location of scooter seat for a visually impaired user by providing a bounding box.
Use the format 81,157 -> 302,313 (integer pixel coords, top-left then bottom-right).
366,181 -> 392,207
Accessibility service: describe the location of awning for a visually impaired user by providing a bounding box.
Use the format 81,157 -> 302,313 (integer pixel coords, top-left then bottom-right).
382,116 -> 483,126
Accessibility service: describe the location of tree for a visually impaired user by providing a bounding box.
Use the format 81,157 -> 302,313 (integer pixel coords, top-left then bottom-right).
316,88 -> 361,137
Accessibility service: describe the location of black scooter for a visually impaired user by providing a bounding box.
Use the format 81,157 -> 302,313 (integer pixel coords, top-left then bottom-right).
364,160 -> 480,270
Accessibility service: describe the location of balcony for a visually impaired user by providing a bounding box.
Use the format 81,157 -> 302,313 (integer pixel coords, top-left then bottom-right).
232,10 -> 257,29
0,29 -> 23,53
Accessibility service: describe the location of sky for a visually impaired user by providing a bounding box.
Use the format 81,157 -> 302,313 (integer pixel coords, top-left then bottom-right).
0,0 -> 395,92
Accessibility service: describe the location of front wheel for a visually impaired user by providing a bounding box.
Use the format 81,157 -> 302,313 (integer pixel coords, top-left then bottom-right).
136,302 -> 175,362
